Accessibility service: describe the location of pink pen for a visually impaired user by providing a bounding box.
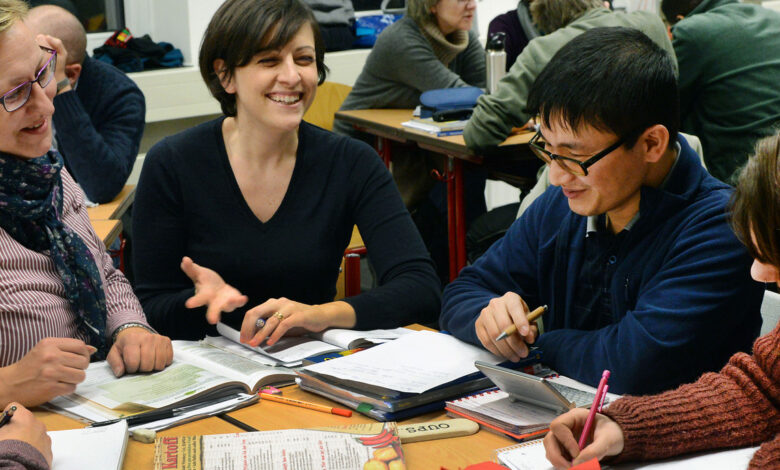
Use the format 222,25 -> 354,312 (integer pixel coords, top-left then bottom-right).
578,370 -> 611,450
598,385 -> 609,412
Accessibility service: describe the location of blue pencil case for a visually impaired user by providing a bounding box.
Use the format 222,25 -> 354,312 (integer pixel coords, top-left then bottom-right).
419,86 -> 484,119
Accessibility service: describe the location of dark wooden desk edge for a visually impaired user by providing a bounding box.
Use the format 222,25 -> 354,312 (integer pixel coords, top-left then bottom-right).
111,187 -> 136,220
334,111 -> 407,142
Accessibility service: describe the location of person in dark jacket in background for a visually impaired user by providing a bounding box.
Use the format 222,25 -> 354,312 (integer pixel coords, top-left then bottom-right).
26,5 -> 145,203
660,0 -> 780,183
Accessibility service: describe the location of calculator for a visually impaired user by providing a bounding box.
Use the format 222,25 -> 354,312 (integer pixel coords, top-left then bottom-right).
475,361 -> 600,414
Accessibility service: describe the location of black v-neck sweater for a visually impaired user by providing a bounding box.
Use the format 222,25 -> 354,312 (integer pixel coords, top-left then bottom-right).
132,118 -> 440,339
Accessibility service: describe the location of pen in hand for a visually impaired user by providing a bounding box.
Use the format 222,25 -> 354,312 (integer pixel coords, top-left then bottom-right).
494,305 -> 548,342
578,370 -> 611,450
0,406 -> 16,429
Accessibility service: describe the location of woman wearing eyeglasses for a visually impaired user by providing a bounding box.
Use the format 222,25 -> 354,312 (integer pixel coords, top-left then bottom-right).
334,0 -> 486,286
0,0 -> 172,417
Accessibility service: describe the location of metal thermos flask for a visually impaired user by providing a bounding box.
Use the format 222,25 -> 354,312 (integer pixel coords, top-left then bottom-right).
486,32 -> 507,94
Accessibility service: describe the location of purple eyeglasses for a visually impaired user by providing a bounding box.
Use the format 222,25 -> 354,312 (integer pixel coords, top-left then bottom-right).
1,47 -> 57,113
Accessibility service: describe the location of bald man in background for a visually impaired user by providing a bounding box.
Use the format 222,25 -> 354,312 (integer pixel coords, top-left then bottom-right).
27,5 -> 145,203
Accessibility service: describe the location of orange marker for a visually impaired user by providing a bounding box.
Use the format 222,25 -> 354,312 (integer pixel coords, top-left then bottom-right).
260,391 -> 352,417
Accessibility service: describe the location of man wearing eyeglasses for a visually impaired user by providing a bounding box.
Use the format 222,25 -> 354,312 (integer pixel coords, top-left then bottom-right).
26,5 -> 145,204
440,27 -> 764,396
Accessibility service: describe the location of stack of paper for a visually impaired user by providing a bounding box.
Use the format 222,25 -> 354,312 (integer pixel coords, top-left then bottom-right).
297,330 -> 510,420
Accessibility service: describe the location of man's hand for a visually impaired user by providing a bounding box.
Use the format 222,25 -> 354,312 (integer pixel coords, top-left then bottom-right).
474,292 -> 538,361
544,408 -> 625,468
106,328 -> 173,377
0,403 -> 52,466
36,34 -> 71,93
181,256 -> 248,325
0,338 -> 94,408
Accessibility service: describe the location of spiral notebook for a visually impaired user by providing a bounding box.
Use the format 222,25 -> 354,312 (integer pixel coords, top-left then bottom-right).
445,389 -> 556,440
494,438 -> 760,470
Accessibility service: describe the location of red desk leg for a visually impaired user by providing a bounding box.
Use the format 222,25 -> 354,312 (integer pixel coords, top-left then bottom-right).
446,158 -> 458,281
453,158 -> 467,274
376,136 -> 392,168
445,157 -> 467,281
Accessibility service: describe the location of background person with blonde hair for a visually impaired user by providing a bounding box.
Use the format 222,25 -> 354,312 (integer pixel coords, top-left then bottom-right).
334,0 -> 486,286
544,129 -> 780,469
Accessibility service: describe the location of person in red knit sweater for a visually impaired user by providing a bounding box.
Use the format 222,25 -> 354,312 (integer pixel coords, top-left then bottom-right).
544,130 -> 780,469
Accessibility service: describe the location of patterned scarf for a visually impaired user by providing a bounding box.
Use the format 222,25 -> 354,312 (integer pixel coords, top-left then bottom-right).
0,150 -> 108,357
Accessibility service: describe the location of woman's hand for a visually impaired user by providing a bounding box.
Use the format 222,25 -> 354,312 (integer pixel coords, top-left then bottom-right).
180,256 -> 248,325
543,408 -> 625,468
240,299 -> 356,347
0,403 -> 53,466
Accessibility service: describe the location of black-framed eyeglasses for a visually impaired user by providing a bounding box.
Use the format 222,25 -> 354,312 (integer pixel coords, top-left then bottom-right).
529,130 -> 626,176
1,47 -> 57,113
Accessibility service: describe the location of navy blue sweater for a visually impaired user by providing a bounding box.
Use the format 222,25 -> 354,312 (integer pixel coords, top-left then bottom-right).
53,56 -> 145,203
441,136 -> 764,395
133,118 -> 440,340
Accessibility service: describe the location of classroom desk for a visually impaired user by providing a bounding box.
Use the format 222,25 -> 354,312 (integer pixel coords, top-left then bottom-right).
227,384 -> 515,469
86,185 -> 136,221
91,219 -> 122,248
335,109 -> 536,280
34,323 -> 516,469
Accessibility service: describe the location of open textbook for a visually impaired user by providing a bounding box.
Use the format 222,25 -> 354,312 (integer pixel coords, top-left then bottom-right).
48,340 -> 292,429
213,323 -> 412,367
495,439 -> 760,470
153,422 -> 405,470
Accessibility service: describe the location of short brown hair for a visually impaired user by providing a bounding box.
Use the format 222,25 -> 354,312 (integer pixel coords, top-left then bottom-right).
199,0 -> 328,117
730,129 -> 780,269
0,0 -> 27,35
530,0 -> 603,33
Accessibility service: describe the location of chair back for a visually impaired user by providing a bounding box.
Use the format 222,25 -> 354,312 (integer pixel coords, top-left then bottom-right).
303,82 -> 352,131
760,290 -> 780,336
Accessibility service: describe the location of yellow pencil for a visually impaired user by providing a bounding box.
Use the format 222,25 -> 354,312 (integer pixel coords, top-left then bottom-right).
494,305 -> 548,342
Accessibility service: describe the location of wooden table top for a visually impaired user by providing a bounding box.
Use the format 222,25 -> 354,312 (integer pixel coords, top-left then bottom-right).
87,185 -> 136,221
36,323 -> 516,469
334,109 -> 534,160
228,385 -> 515,469
35,410 -> 244,470
91,219 -> 122,248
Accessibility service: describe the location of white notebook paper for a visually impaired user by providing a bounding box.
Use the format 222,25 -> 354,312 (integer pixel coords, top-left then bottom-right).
49,420 -> 128,470
495,438 -> 760,470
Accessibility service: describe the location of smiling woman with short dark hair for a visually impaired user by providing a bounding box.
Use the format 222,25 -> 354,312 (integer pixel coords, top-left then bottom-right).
132,0 -> 440,345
